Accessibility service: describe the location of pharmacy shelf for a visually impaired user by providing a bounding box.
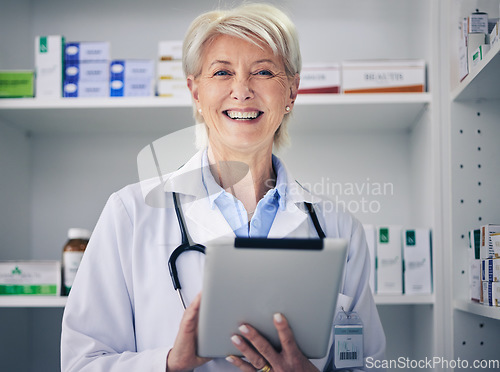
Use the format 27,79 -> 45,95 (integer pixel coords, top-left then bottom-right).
454,299 -> 500,321
451,40 -> 500,102
0,93 -> 431,134
374,294 -> 435,305
0,296 -> 67,308
0,294 -> 433,308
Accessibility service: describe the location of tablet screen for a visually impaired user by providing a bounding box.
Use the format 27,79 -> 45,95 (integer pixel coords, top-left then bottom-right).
197,237 -> 347,358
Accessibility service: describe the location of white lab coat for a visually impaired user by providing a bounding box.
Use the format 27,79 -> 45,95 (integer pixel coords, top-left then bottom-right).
61,149 -> 386,372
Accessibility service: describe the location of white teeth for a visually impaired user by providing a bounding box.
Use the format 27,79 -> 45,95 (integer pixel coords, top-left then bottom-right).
226,111 -> 260,120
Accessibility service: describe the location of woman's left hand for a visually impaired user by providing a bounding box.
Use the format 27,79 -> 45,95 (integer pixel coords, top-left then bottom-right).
226,313 -> 319,372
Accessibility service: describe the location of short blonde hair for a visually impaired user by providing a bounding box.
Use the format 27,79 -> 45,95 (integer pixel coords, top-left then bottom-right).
182,3 -> 301,149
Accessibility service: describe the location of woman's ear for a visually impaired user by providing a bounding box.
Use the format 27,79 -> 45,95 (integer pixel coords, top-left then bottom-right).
187,75 -> 199,102
288,74 -> 300,107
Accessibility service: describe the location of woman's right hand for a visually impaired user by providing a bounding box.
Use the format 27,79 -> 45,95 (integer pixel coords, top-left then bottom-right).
166,293 -> 211,372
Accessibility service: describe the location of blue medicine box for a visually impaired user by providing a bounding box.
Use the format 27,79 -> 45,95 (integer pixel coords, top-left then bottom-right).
65,42 -> 110,62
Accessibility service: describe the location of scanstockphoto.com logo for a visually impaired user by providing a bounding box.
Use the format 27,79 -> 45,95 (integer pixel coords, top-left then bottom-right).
300,177 -> 394,215
366,356 -> 500,370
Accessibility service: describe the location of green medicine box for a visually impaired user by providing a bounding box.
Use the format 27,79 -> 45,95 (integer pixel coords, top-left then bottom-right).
0,70 -> 34,98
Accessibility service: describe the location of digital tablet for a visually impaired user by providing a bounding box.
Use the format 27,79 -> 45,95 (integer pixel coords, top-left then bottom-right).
197,237 -> 348,359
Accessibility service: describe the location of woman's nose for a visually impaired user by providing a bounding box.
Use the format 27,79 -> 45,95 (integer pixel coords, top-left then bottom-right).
230,78 -> 253,101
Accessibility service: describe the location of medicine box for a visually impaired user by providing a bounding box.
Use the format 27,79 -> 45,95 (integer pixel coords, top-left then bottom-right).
467,33 -> 486,71
0,261 -> 61,295
494,282 -> 500,307
35,35 -> 65,98
157,61 -> 185,80
376,225 -> 403,294
480,224 -> 500,258
481,258 -> 500,282
482,281 -> 491,305
110,79 -> 153,97
341,60 -> 426,94
471,45 -> 490,68
403,229 -> 432,295
0,70 -> 34,98
491,233 -> 500,257
469,229 -> 481,260
470,259 -> 481,302
481,281 -> 500,306
157,79 -> 191,99
298,63 -> 340,94
363,224 -> 376,293
158,40 -> 183,61
64,81 -> 108,98
491,21 -> 499,47
65,61 -> 109,82
458,18 -> 469,82
468,11 -> 489,34
110,60 -> 154,81
65,42 -> 110,62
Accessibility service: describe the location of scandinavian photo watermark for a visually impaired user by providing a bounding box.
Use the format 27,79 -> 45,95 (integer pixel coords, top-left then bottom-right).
300,177 -> 394,215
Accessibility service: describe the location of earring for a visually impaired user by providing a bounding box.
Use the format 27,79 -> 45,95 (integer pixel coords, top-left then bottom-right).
285,106 -> 290,112
198,108 -> 202,114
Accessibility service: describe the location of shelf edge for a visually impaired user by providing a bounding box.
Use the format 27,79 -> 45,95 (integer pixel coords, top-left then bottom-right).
454,299 -> 500,320
0,296 -> 67,308
0,93 -> 432,110
451,41 -> 500,101
374,294 -> 435,305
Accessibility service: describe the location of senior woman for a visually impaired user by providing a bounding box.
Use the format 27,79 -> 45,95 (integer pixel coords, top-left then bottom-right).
61,3 -> 385,372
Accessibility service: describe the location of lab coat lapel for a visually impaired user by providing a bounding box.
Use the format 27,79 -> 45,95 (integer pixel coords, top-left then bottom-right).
267,203 -> 309,238
162,150 -> 234,242
268,162 -> 324,238
183,197 -> 235,242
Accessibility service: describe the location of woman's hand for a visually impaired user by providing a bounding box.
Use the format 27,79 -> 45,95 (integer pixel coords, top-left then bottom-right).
226,313 -> 319,372
166,293 -> 211,372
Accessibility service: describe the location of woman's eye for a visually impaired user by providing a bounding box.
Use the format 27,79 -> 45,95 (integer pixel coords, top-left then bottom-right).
214,70 -> 229,77
255,70 -> 273,76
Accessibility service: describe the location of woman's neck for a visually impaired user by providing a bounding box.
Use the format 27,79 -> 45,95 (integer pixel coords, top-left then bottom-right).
207,145 -> 276,215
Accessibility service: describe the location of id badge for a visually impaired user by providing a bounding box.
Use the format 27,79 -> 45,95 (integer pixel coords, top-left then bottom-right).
333,308 -> 364,369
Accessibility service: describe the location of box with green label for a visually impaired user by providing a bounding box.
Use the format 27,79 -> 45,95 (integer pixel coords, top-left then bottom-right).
403,229 -> 432,295
376,225 -> 403,294
35,35 -> 65,98
0,261 -> 61,295
0,70 -> 34,98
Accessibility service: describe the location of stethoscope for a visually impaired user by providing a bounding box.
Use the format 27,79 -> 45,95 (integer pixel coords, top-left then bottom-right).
168,191 -> 326,309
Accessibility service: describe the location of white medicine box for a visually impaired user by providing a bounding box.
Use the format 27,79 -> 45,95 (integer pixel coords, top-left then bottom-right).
298,63 -> 340,94
0,261 -> 61,295
403,229 -> 432,294
35,35 -> 65,98
376,226 -> 403,294
341,60 -> 426,94
158,40 -> 183,61
480,224 -> 500,258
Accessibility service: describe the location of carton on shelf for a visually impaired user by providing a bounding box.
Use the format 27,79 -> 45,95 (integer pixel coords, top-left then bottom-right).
376,225 -> 403,294
158,40 -> 183,61
0,70 -> 34,98
480,224 -> 500,258
35,35 -> 65,98
403,229 -> 432,295
0,261 -> 61,295
298,63 -> 340,94
341,60 -> 426,94
64,41 -> 110,63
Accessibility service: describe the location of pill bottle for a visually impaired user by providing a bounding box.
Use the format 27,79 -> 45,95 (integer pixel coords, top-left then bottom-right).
62,228 -> 91,295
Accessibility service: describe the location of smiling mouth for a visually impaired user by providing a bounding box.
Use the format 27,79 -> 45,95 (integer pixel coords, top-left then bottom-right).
223,110 -> 263,120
